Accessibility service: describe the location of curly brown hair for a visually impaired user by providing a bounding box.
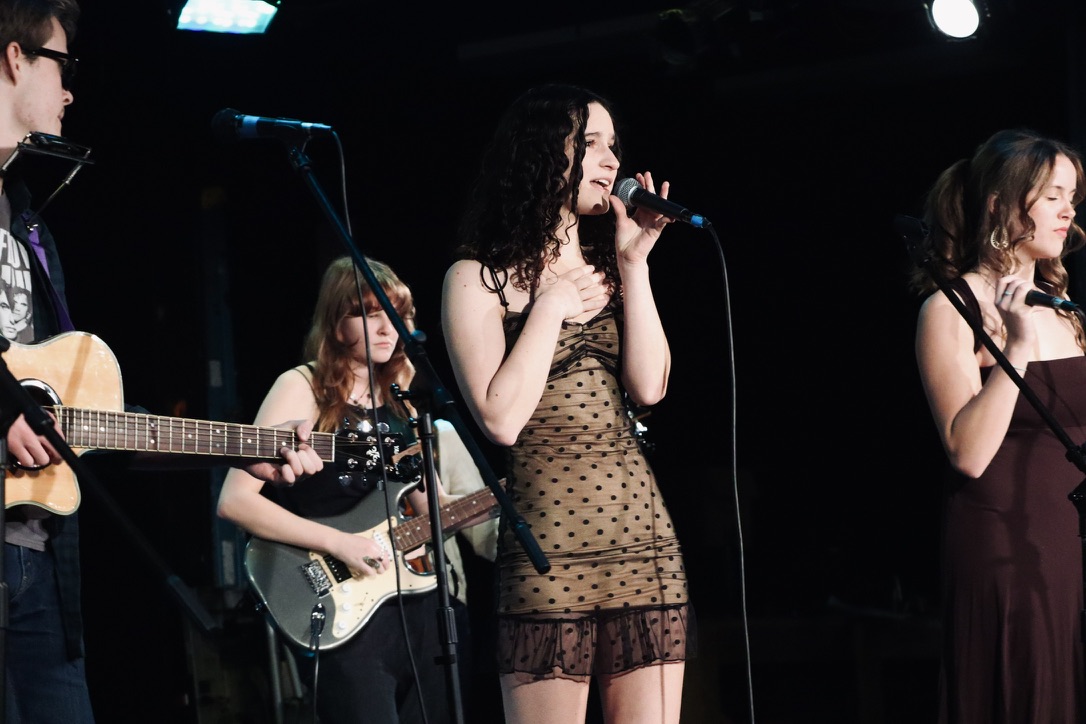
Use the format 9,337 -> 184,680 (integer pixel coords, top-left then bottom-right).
302,256 -> 416,433
910,128 -> 1086,347
455,83 -> 623,295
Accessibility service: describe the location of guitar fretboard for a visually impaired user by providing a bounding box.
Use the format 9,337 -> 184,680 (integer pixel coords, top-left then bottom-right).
54,407 -> 337,462
392,486 -> 499,552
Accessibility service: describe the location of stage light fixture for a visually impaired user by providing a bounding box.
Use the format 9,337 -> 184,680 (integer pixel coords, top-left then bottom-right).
928,0 -> 981,39
176,0 -> 279,35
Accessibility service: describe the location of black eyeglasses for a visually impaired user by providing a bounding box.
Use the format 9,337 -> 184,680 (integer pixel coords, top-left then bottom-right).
24,47 -> 78,89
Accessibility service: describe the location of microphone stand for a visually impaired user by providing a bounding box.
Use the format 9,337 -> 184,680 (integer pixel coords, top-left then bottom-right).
390,386 -> 464,721
280,140 -> 550,724
896,214 -> 1086,662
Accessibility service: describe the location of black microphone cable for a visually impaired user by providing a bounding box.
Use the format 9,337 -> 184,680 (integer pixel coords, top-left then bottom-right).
308,602 -> 326,722
702,221 -> 757,724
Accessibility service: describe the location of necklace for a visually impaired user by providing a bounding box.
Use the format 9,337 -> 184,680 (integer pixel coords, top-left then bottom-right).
347,385 -> 372,407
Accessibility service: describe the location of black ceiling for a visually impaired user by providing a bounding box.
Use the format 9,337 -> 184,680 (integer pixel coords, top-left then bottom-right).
452,0 -> 1061,88
109,1 -> 1072,85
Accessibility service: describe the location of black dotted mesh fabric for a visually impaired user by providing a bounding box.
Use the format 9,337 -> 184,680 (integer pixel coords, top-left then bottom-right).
494,307 -> 693,677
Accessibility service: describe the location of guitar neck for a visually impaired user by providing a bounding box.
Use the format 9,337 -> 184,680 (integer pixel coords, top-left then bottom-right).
53,407 -> 337,462
392,486 -> 499,552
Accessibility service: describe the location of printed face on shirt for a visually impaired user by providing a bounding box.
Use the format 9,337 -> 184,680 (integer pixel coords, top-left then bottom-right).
11,290 -> 29,331
12,289 -> 27,318
0,228 -> 34,343
0,288 -> 16,338
0,286 -> 31,340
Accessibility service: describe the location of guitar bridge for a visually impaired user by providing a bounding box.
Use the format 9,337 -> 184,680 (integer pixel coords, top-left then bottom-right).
300,560 -> 332,597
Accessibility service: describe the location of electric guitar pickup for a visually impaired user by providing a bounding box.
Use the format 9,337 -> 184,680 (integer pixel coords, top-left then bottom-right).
244,479 -> 500,650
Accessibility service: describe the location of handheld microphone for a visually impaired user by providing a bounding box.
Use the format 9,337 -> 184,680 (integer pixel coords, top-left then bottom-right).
1025,290 -> 1081,311
211,108 -> 333,143
613,177 -> 710,229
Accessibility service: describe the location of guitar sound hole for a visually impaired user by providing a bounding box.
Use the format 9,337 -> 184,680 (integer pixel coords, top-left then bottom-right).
7,380 -> 60,471
10,459 -> 47,471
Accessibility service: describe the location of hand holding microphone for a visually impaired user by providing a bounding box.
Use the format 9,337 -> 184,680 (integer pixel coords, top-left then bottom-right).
995,275 -> 1080,312
1025,290 -> 1081,311
614,176 -> 711,229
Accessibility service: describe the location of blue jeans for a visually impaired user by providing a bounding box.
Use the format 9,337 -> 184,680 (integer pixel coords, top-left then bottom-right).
3,544 -> 94,723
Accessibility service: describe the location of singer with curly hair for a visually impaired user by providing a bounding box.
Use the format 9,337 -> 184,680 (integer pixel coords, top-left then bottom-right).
442,83 -> 696,724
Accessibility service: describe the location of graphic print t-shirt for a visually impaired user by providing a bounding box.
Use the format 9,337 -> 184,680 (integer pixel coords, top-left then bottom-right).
0,193 -> 47,550
0,195 -> 35,344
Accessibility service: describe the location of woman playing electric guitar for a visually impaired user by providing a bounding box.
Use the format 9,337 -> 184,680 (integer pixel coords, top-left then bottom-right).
217,256 -> 462,724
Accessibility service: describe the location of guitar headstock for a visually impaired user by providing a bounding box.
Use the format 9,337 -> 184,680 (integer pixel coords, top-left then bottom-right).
334,429 -> 421,484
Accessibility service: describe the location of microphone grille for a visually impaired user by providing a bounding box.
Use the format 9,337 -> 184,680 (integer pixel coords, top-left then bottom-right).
211,108 -> 240,143
614,177 -> 640,208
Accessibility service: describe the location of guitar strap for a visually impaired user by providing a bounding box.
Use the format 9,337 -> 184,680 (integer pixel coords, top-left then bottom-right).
21,210 -> 74,332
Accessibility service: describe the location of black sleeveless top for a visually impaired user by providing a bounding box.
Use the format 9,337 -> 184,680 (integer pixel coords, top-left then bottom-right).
261,404 -> 417,518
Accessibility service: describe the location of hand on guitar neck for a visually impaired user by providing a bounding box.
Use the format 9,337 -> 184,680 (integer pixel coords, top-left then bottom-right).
128,417 -> 325,486
3,331 -> 327,514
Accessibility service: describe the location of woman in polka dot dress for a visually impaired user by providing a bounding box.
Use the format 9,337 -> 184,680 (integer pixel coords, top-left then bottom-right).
442,84 -> 695,724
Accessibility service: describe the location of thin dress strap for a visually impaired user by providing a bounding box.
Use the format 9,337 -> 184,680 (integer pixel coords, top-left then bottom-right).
945,276 -> 984,353
480,264 -> 509,308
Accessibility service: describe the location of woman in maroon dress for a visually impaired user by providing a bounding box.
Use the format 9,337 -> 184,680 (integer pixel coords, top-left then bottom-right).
913,128 -> 1086,722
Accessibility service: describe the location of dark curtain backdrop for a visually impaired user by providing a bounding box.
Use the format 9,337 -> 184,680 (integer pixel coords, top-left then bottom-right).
26,1 -> 1083,721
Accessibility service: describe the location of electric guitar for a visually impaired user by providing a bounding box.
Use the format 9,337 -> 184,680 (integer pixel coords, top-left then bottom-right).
2,331 -> 410,514
245,478 -> 500,651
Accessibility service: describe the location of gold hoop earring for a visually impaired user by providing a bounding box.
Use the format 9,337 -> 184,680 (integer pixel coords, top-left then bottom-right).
989,227 -> 1010,250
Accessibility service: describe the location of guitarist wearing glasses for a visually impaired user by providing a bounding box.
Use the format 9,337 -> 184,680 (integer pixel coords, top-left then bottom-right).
0,2 -> 324,722
217,256 -> 491,724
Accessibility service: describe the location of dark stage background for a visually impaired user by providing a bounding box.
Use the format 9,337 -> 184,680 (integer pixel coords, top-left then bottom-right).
22,1 -> 1086,722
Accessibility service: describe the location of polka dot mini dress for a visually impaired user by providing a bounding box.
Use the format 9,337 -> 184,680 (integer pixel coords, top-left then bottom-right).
494,303 -> 694,677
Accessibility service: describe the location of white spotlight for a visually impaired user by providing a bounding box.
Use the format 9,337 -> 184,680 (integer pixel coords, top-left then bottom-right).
177,0 -> 278,35
928,0 -> 981,39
